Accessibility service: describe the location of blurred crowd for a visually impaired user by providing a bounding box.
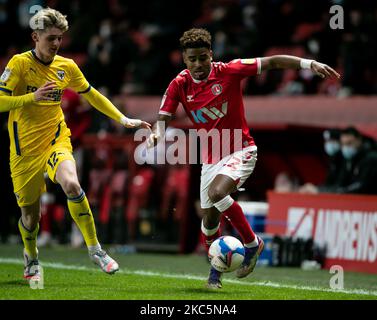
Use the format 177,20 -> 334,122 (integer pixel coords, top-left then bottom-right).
275,127 -> 377,195
1,0 -> 377,246
0,0 -> 376,97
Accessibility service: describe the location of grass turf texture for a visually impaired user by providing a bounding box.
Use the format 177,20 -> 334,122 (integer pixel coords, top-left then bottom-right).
0,244 -> 376,300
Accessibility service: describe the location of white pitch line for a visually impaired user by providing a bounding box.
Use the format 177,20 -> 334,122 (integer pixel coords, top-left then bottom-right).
1,258 -> 377,297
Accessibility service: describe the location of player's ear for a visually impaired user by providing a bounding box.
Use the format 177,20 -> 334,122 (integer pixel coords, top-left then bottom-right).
210,50 -> 213,61
31,31 -> 39,43
182,50 -> 188,65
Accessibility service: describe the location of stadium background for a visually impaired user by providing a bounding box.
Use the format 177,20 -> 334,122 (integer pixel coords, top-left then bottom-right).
0,0 -> 376,265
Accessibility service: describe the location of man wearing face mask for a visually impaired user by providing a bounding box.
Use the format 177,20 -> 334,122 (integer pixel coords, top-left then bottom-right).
299,128 -> 344,194
335,127 -> 377,194
321,129 -> 344,191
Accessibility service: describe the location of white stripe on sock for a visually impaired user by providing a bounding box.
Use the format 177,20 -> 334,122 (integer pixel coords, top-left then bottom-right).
201,220 -> 220,236
244,237 -> 259,248
213,195 -> 234,212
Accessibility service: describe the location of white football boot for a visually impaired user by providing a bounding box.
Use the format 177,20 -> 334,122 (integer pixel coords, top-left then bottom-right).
23,249 -> 41,282
89,249 -> 119,274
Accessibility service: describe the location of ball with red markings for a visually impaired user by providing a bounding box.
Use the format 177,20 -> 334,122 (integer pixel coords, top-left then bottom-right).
208,236 -> 245,272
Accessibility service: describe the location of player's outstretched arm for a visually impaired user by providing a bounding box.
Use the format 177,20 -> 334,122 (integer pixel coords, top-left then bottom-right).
147,114 -> 172,149
0,81 -> 57,112
82,87 -> 151,129
260,55 -> 340,79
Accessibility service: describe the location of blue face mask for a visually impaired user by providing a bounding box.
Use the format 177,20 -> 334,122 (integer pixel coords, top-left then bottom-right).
341,146 -> 358,159
324,141 -> 340,156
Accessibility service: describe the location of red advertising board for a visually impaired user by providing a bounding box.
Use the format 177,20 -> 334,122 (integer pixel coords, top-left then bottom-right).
266,191 -> 377,274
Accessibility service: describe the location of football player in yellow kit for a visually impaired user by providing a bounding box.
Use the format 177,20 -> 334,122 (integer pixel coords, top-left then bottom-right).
0,7 -> 150,281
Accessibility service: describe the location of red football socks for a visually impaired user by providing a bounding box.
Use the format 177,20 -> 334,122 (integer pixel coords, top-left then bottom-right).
223,201 -> 256,244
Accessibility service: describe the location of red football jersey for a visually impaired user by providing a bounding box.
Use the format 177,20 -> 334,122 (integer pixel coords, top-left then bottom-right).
159,58 -> 261,163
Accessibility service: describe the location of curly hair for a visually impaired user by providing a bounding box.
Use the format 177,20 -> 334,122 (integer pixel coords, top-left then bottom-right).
179,28 -> 211,50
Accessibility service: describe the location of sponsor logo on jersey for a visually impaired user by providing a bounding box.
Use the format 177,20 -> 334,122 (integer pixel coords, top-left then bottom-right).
26,85 -> 63,102
211,84 -> 222,96
191,101 -> 228,123
0,68 -> 11,81
26,85 -> 38,93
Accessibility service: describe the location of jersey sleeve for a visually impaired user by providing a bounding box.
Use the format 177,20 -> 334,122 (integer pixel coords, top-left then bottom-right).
224,58 -> 261,79
0,55 -> 23,96
68,60 -> 91,94
159,79 -> 180,116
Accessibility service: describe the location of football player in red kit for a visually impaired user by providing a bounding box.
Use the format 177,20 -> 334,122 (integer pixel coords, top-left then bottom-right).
148,28 -> 340,289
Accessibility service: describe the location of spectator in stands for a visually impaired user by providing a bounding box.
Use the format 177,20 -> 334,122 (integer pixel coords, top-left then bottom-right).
321,128 -> 345,190
2,1 -> 377,95
300,128 -> 345,194
274,172 -> 300,193
334,127 -> 377,194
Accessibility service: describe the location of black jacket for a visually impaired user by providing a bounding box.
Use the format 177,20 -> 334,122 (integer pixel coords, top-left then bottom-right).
334,146 -> 377,195
319,151 -> 344,193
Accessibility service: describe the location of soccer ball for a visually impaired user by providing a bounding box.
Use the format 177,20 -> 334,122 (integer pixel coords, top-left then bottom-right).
208,236 -> 245,273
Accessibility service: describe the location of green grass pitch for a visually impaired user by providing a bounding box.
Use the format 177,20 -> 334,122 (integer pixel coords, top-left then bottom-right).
0,244 -> 376,300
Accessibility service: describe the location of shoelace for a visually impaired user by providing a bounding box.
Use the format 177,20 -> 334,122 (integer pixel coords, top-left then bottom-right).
94,250 -> 112,264
26,259 -> 39,267
25,260 -> 40,275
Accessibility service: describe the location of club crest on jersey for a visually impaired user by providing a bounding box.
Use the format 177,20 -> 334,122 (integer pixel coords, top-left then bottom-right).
211,84 -> 222,96
57,70 -> 65,80
0,68 -> 11,81
187,95 -> 194,102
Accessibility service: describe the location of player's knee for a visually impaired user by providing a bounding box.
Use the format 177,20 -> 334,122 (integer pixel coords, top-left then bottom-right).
208,186 -> 228,203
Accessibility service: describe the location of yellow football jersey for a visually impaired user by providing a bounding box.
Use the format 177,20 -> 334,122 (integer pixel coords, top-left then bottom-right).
0,50 -> 90,156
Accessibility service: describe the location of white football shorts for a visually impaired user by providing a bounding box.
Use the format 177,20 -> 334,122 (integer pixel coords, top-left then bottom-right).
200,145 -> 257,209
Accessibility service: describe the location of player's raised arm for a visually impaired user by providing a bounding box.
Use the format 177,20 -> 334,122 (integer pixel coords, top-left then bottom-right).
260,55 -> 340,79
81,86 -> 151,129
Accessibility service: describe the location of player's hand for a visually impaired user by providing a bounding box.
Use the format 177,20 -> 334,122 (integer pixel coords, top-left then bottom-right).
34,81 -> 57,101
121,116 -> 151,129
311,61 -> 340,79
146,132 -> 160,149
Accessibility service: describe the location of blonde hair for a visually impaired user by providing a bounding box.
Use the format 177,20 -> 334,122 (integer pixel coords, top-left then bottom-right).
30,7 -> 68,32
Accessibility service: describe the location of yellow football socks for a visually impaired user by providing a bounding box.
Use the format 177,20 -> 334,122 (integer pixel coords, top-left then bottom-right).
18,218 -> 39,259
67,190 -> 99,247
